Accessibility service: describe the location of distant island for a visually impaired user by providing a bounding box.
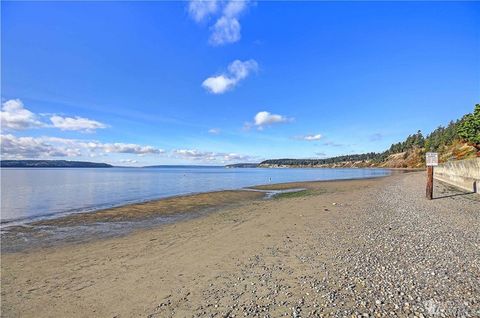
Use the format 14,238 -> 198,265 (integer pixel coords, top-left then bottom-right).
225,163 -> 259,168
0,160 -> 113,168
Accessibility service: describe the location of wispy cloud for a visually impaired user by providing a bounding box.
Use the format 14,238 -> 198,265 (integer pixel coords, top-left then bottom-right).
208,128 -> 221,134
296,134 -> 322,141
188,0 -> 219,22
369,133 -> 383,141
210,0 -> 248,45
0,99 -> 44,131
0,134 -> 164,159
202,59 -> 258,94
322,141 -> 344,147
173,148 -> 256,163
119,159 -> 139,164
173,149 -> 216,161
188,0 -> 250,46
210,16 -> 241,46
50,115 -> 107,133
100,143 -> 164,155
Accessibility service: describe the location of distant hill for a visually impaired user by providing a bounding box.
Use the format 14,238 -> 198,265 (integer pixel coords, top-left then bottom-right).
225,163 -> 259,168
143,165 -> 221,168
260,155 -> 379,168
0,160 -> 113,168
259,104 -> 479,169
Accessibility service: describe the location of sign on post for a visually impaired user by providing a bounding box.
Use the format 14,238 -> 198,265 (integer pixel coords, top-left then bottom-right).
425,152 -> 438,200
426,152 -> 438,166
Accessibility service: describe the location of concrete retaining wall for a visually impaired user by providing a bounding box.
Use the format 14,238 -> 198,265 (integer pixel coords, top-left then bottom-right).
434,158 -> 480,193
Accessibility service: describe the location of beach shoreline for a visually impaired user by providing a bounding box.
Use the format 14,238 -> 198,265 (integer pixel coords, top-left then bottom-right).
0,167 -> 396,228
1,174 -> 393,254
2,171 -> 479,317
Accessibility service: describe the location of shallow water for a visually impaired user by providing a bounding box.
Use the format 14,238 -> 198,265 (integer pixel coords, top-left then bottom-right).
1,167 -> 391,224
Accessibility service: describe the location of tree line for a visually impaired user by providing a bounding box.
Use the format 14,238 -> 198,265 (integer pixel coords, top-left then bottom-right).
260,104 -> 479,166
384,103 -> 479,154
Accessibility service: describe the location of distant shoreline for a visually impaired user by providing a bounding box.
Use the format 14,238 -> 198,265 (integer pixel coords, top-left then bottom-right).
0,160 -> 113,168
1,158 -> 469,170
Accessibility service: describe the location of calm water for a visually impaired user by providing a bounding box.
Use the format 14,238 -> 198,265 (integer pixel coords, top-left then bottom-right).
1,167 -> 391,224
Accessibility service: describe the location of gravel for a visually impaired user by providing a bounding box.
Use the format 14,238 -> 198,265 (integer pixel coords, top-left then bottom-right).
148,172 -> 480,318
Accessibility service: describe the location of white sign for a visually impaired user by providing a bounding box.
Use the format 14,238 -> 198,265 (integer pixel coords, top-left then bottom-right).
426,152 -> 438,166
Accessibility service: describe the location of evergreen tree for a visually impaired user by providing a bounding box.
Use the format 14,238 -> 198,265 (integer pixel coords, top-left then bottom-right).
260,104 -> 478,167
414,130 -> 425,148
457,104 -> 480,150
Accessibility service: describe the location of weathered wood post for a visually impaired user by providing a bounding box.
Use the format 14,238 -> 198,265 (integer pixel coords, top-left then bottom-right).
425,152 -> 438,200
426,166 -> 434,200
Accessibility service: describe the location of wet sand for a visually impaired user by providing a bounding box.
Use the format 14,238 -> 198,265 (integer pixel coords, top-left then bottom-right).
1,190 -> 270,253
1,172 -> 479,317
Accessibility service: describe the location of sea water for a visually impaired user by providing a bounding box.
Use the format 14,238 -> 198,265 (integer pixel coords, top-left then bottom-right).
0,167 -> 391,225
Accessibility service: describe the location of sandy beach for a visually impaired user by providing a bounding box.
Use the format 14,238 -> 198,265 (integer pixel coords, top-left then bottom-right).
1,172 -> 479,317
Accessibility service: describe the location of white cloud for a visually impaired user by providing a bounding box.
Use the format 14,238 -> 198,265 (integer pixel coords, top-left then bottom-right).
202,75 -> 235,94
222,153 -> 251,161
253,111 -> 291,130
173,149 -> 216,161
188,0 -> 249,46
0,98 -> 108,134
119,159 -> 139,164
0,134 -> 164,159
209,16 -> 241,46
208,128 -> 221,134
173,148 -> 256,163
298,134 -> 322,141
102,143 -> 164,155
1,99 -> 44,131
188,0 -> 219,22
202,59 -> 258,94
322,141 -> 344,147
1,134 -> 255,164
223,0 -> 248,18
50,115 -> 107,133
228,59 -> 257,80
209,0 -> 249,45
0,134 -> 80,158
210,0 -> 249,45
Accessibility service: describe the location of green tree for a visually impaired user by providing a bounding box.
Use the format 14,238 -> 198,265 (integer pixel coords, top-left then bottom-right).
457,104 -> 480,150
414,130 -> 425,148
424,138 -> 431,152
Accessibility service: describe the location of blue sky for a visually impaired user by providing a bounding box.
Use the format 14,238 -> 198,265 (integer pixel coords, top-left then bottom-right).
1,1 -> 479,166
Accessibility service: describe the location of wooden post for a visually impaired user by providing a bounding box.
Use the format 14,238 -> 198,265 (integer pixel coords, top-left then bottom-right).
425,152 -> 438,200
426,166 -> 434,200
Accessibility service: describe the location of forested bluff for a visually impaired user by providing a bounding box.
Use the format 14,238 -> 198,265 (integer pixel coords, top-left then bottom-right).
257,104 -> 480,169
